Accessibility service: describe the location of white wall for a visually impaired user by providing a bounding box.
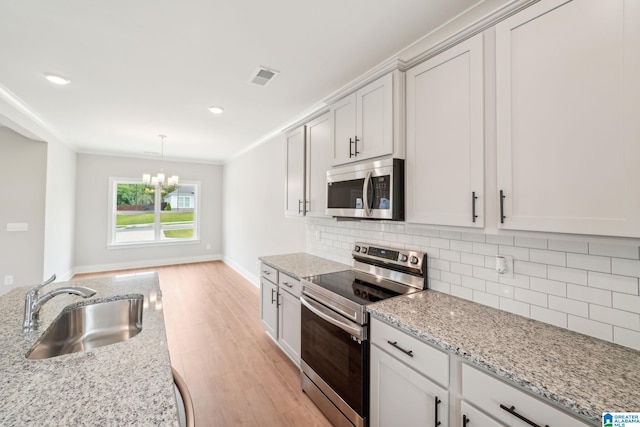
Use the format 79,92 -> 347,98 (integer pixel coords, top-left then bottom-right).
43,139 -> 77,281
74,153 -> 223,273
222,133 -> 306,285
0,127 -> 46,294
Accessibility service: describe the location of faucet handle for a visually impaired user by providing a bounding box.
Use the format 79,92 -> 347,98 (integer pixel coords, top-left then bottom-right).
30,274 -> 57,295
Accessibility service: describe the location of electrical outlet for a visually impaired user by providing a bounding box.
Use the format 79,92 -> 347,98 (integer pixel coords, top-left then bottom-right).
496,255 -> 514,277
4,275 -> 14,285
206,243 -> 211,250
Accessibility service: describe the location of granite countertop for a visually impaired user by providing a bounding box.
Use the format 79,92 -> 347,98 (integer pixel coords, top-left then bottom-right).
368,290 -> 640,425
0,273 -> 178,426
259,252 -> 351,279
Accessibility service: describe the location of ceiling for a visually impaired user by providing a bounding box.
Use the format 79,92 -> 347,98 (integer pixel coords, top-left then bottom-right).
0,0 -> 481,164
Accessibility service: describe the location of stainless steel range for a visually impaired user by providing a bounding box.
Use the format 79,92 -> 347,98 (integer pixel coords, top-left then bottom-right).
300,242 -> 427,427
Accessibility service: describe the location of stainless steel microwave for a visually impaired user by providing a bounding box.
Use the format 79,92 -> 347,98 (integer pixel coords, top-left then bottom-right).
326,158 -> 404,220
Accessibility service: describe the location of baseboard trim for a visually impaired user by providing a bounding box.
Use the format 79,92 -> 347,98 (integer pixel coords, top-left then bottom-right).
73,254 -> 224,276
223,256 -> 260,288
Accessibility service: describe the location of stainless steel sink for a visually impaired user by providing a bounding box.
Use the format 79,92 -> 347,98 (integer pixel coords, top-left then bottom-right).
26,296 -> 144,360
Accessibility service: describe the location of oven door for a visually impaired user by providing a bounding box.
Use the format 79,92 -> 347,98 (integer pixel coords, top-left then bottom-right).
300,295 -> 368,422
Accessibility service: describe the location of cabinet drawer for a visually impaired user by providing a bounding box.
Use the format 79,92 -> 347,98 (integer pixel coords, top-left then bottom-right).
371,318 -> 448,387
462,364 -> 591,427
461,400 -> 505,427
260,263 -> 278,283
278,272 -> 301,297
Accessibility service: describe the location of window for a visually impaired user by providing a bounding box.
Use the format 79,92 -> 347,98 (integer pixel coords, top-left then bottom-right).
109,179 -> 199,246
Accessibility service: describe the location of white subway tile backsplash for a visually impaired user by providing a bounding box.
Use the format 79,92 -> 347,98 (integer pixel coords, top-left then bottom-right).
547,266 -> 588,285
499,297 -> 530,317
498,245 -> 530,261
530,249 -> 566,267
486,234 -> 514,246
589,243 -> 640,260
440,230 -> 461,240
514,260 -> 547,278
531,306 -> 567,328
306,218 -> 640,350
568,316 -> 613,342
473,242 -> 499,256
613,327 -> 640,351
567,284 -> 611,306
548,239 -> 589,254
515,288 -> 548,307
548,296 -> 589,317
530,277 -> 566,297
612,293 -> 640,314
473,291 -> 500,309
451,285 -> 473,300
451,240 -> 473,253
588,272 -> 639,295
429,279 -> 451,293
486,281 -> 514,299
473,266 -> 500,282
441,271 -> 462,285
498,274 -> 530,289
461,252 -> 486,267
461,276 -> 485,291
461,232 -> 485,243
566,253 -> 611,273
515,237 -> 547,249
440,249 -> 461,263
590,305 -> 640,331
612,258 -> 640,278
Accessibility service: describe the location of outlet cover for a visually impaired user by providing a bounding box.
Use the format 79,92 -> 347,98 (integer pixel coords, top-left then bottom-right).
4,275 -> 14,285
7,223 -> 28,232
496,255 -> 514,278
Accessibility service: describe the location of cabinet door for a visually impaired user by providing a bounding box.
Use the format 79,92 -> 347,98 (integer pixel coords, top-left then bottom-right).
406,33 -> 484,227
370,344 -> 448,427
356,72 -> 393,161
330,93 -> 357,166
305,113 -> 331,217
461,401 -> 506,427
277,288 -> 301,365
260,278 -> 278,340
496,0 -> 640,237
284,126 -> 306,216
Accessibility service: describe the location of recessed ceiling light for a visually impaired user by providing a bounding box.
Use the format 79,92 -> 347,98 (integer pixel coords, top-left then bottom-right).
43,73 -> 70,85
208,106 -> 224,114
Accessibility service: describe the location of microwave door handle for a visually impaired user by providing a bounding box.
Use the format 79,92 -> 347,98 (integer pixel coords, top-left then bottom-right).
362,171 -> 373,216
301,295 -> 366,340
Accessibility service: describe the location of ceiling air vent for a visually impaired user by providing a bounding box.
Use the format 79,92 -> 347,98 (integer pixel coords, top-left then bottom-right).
250,66 -> 279,86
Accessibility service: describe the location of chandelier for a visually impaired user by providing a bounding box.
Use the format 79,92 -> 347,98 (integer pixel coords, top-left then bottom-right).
142,135 -> 179,186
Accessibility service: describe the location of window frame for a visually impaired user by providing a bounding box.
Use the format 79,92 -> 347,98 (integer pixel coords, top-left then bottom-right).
107,177 -> 201,248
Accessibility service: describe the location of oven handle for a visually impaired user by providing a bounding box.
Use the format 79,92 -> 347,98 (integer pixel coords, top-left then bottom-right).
362,170 -> 373,216
301,295 -> 366,341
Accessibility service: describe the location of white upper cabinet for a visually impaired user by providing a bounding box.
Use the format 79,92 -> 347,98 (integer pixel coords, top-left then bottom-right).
284,126 -> 306,216
496,0 -> 640,237
305,113 -> 331,217
330,72 -> 401,166
405,33 -> 485,227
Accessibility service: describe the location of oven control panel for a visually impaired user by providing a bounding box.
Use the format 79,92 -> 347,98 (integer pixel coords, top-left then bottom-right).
353,242 -> 425,272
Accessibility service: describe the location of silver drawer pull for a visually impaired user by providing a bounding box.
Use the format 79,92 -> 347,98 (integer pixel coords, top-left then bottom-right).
282,281 -> 293,288
262,270 -> 271,275
387,340 -> 414,357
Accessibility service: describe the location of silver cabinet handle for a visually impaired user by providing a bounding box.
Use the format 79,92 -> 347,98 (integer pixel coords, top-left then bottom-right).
282,281 -> 293,288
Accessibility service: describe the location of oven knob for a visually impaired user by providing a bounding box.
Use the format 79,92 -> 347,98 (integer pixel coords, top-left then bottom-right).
410,256 -> 419,265
361,247 -> 367,254
400,254 -> 408,262
354,245 -> 361,252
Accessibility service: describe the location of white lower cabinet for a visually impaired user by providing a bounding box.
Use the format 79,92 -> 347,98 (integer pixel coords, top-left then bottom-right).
370,318 -> 448,427
461,363 -> 592,427
259,263 -> 301,366
460,401 -> 505,427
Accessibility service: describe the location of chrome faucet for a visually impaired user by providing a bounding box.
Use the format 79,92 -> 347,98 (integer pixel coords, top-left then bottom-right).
23,274 -> 97,332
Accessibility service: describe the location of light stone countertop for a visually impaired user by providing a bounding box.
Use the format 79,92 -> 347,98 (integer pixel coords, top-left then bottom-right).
0,272 -> 178,426
259,252 -> 351,279
368,290 -> 640,425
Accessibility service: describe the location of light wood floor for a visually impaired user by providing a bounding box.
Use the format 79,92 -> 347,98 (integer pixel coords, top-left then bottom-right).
74,261 -> 332,427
